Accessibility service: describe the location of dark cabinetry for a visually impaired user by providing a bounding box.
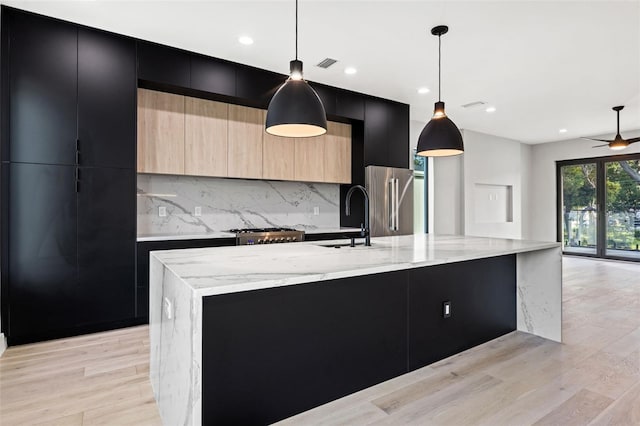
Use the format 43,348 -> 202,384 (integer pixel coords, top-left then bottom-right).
137,41 -> 190,88
6,10 -> 77,165
364,98 -> 409,169
78,28 -> 136,169
408,256 -> 517,370
202,270 -> 408,425
235,65 -> 286,109
1,7 -> 138,344
190,54 -> 236,97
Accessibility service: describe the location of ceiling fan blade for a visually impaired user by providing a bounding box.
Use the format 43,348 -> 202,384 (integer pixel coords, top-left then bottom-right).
592,144 -> 610,148
582,137 -> 613,143
625,136 -> 640,144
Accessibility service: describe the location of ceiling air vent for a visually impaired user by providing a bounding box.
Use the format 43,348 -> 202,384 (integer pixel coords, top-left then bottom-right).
461,101 -> 487,109
316,58 -> 338,69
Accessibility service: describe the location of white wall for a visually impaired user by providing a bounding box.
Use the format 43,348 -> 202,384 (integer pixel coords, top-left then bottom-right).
432,129 -> 531,238
529,132 -> 640,242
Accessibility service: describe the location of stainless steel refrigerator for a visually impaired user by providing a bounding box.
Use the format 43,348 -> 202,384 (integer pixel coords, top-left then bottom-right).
365,165 -> 414,237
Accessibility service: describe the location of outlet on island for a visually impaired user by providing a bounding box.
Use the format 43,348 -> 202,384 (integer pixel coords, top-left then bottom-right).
313,206 -> 320,216
195,206 -> 202,217
158,206 -> 167,217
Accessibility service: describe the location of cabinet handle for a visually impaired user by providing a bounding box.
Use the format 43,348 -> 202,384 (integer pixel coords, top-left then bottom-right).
388,179 -> 394,230
76,139 -> 80,151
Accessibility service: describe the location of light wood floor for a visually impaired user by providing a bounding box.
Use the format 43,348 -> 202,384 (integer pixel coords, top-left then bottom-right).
1,256 -> 639,425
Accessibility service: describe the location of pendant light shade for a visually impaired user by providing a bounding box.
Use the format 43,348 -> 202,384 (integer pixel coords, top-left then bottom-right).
266,0 -> 327,138
416,25 -> 464,157
266,61 -> 327,137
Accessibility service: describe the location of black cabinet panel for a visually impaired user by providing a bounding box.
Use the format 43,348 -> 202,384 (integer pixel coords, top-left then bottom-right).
308,82 -> 336,116
202,270 -> 408,425
137,41 -> 190,88
336,90 -> 365,120
78,29 -> 136,169
235,65 -> 286,108
364,98 -> 389,167
408,256 -> 516,370
7,163 -> 78,338
8,10 -> 77,165
364,98 -> 409,169
190,55 -> 236,97
77,167 -> 136,325
387,101 -> 410,169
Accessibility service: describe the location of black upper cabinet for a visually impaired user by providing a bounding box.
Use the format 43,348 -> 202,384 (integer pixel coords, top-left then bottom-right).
336,90 -> 365,121
236,65 -> 286,109
190,55 -> 236,97
137,41 -> 190,88
364,98 -> 409,169
363,98 -> 389,167
78,28 -> 136,169
77,167 -> 136,326
7,11 -> 77,165
7,163 -> 79,338
308,82 -> 336,117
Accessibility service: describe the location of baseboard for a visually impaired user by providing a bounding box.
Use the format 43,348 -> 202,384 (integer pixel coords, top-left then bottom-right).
0,332 -> 7,357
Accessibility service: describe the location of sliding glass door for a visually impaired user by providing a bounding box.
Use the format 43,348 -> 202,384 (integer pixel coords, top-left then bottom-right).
558,154 -> 640,261
605,159 -> 640,259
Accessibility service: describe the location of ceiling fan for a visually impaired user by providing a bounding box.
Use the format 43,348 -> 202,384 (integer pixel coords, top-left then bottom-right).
583,106 -> 640,150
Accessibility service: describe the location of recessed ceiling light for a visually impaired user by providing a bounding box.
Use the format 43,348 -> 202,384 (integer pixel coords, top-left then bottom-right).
418,87 -> 430,94
238,36 -> 254,45
344,67 -> 357,75
485,106 -> 496,113
559,128 -> 568,134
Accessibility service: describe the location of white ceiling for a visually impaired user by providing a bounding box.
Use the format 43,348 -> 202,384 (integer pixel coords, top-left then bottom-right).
3,0 -> 639,144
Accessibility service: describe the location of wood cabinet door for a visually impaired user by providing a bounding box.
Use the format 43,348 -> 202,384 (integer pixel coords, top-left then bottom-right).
228,104 -> 263,179
263,110 -> 295,181
323,121 -> 352,184
294,135 -> 325,182
137,89 -> 185,174
185,97 -> 228,177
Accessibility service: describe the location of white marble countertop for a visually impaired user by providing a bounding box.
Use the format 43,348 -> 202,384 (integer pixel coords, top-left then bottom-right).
136,228 -> 361,242
151,234 -> 560,297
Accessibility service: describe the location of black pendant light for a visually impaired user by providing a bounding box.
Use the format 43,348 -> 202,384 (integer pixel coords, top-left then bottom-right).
416,25 -> 464,157
265,0 -> 327,138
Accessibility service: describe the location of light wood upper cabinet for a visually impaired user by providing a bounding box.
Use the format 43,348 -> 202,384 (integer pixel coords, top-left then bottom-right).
228,104 -> 263,179
323,121 -> 352,184
185,97 -> 228,177
137,88 -> 185,174
263,114 -> 295,181
294,135 -> 325,182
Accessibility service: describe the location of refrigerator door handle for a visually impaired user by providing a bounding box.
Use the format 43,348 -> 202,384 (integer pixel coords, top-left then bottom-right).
388,179 -> 395,230
394,178 -> 400,231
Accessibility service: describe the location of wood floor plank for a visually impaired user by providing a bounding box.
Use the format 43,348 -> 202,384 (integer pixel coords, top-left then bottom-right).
532,388 -> 614,426
589,381 -> 640,425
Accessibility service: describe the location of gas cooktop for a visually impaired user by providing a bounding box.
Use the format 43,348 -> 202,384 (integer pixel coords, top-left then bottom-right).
229,228 -> 305,245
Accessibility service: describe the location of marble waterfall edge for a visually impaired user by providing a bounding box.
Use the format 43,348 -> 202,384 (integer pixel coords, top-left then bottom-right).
137,174 -> 340,235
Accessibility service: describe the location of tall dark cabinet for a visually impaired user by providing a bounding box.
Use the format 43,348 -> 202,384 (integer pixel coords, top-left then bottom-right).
1,7 -> 137,344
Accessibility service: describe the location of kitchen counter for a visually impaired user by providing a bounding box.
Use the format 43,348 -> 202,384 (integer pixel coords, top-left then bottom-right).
149,234 -> 562,425
136,227 -> 361,242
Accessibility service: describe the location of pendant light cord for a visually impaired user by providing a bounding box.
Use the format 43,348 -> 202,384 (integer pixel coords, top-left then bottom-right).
295,0 -> 298,60
438,34 -> 442,102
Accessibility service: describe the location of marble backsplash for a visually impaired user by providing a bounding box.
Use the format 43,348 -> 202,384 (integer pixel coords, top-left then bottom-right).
137,174 -> 340,235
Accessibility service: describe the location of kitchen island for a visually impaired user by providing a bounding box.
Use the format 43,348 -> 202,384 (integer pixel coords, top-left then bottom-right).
149,234 -> 561,425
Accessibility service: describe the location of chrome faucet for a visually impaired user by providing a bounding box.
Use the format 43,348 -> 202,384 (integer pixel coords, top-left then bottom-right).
345,185 -> 371,246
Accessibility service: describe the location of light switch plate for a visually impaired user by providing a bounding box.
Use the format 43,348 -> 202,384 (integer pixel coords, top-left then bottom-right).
159,206 -> 167,217
313,206 -> 320,216
194,206 -> 202,217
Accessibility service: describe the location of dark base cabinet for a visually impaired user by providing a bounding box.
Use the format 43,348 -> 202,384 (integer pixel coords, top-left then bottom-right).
202,270 -> 408,425
201,255 -> 517,425
408,255 -> 517,369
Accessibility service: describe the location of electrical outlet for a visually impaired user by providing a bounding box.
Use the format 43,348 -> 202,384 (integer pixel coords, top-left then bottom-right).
158,206 -> 167,217
164,297 -> 173,319
313,206 -> 320,216
194,206 -> 202,217
443,301 -> 452,318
